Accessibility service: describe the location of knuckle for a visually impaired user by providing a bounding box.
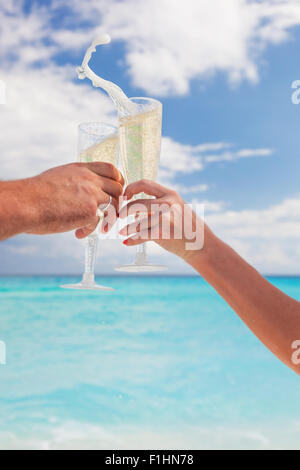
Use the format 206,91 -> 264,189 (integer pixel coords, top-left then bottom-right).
97,176 -> 104,187
103,162 -> 115,173
83,180 -> 97,196
167,192 -> 179,204
104,162 -> 121,181
85,201 -> 97,218
168,189 -> 178,198
80,167 -> 94,181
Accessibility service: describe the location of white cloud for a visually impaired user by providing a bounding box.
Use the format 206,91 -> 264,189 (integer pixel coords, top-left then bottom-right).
207,197 -> 300,238
0,0 -> 298,276
205,148 -> 273,163
159,138 -> 271,186
194,143 -> 233,153
0,64 -> 115,180
196,200 -> 225,214
0,56 -> 275,275
160,137 -> 204,176
206,196 -> 300,274
181,184 -> 209,194
3,1 -> 300,97
0,64 -> 270,183
56,0 -> 300,96
0,1 -> 54,66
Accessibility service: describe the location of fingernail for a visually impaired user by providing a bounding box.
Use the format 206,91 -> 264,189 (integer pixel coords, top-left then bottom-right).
123,240 -> 128,246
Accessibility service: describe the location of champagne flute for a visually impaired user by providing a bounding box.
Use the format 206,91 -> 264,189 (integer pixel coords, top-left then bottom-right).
61,122 -> 119,291
115,97 -> 167,272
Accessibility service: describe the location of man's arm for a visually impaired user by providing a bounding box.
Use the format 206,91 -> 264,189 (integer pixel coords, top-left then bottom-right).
0,162 -> 124,241
120,180 -> 300,375
0,179 -> 39,240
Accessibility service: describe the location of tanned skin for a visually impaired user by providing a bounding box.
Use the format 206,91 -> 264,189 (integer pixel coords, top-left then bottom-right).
0,162 -> 124,241
119,179 -> 300,376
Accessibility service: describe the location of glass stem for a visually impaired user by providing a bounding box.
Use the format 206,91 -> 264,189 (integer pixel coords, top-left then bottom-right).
135,243 -> 149,266
134,192 -> 150,266
83,234 -> 98,285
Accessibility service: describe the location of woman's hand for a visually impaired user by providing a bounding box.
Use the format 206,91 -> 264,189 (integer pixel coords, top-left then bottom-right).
118,179 -> 204,263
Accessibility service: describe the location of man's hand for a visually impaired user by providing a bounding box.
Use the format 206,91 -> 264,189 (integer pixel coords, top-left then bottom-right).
29,163 -> 124,236
0,162 -> 124,240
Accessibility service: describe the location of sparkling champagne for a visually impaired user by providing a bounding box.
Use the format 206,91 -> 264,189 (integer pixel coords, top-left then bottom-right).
118,106 -> 162,186
79,134 -> 119,165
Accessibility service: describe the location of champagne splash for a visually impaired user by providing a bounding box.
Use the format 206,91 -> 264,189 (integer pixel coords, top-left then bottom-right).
77,34 -> 138,115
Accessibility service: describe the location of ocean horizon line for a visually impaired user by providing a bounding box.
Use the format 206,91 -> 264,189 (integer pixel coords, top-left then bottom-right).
0,273 -> 300,278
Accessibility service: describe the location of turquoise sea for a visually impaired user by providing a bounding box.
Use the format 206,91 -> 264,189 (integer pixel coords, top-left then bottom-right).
0,275 -> 299,450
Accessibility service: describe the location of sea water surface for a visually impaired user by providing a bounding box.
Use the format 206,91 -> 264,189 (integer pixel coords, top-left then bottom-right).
0,275 -> 299,450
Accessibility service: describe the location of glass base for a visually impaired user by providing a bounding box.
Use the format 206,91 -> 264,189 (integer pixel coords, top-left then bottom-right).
115,264 -> 168,273
61,282 -> 114,291
61,273 -> 114,291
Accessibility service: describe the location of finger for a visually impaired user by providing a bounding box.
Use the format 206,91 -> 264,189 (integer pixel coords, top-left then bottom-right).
120,214 -> 160,236
119,198 -> 171,219
123,231 -> 152,247
81,162 -> 124,185
96,191 -> 118,215
96,191 -> 112,207
98,177 -> 124,200
119,199 -> 153,219
75,217 -> 100,239
97,195 -> 118,216
124,179 -> 167,199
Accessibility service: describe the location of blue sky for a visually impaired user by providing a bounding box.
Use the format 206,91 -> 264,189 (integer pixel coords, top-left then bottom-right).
1,0 -> 300,274
90,25 -> 300,210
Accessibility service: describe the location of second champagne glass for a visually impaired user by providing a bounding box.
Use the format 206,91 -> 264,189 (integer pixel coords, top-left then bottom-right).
61,122 -> 119,291
115,97 -> 167,272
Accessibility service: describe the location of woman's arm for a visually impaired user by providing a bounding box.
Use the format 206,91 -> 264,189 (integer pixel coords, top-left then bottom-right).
119,180 -> 300,375
189,226 -> 300,374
